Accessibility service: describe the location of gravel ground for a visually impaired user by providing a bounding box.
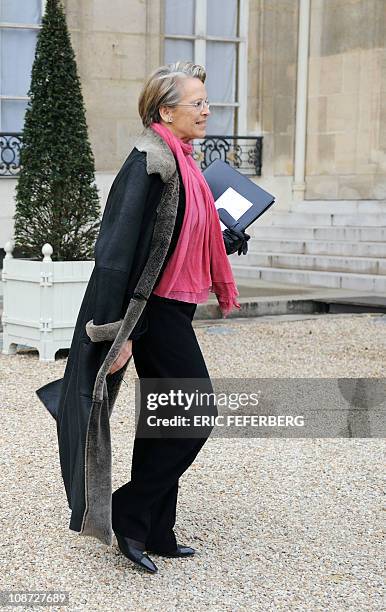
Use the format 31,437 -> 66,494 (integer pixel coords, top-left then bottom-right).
0,313 -> 384,611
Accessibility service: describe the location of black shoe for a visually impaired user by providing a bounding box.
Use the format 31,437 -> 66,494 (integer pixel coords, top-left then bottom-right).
114,531 -> 158,573
147,544 -> 196,558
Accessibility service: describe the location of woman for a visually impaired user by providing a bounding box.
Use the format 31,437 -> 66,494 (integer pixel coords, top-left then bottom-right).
36,61 -> 249,574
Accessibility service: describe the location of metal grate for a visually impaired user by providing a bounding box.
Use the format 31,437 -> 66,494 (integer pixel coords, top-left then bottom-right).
192,135 -> 263,176
0,133 -> 23,177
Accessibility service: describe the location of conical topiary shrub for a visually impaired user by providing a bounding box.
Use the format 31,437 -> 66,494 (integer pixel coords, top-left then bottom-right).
13,0 -> 101,261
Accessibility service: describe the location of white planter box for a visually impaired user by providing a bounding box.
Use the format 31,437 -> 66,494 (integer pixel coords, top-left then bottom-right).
1,242 -> 94,362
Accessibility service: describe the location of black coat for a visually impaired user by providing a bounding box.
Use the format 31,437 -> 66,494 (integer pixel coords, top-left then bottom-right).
36,128 -> 185,545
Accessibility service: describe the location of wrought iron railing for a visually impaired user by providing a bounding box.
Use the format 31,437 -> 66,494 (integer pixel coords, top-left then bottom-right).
0,133 -> 23,177
192,135 -> 263,176
0,133 -> 263,178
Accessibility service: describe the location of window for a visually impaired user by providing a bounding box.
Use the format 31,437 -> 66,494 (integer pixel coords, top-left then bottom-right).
163,0 -> 248,135
0,0 -> 44,132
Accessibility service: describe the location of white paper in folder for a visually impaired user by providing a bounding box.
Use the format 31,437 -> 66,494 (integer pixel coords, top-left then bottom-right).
214,187 -> 254,231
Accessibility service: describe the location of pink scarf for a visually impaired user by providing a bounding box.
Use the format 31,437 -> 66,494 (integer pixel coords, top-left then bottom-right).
150,122 -> 240,317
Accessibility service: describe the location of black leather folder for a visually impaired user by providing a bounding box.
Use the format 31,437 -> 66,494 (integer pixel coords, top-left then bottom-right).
203,159 -> 275,231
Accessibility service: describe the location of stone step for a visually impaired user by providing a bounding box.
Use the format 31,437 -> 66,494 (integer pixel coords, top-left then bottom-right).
257,211 -> 386,227
231,265 -> 386,292
294,200 -> 386,215
249,239 -> 386,258
249,225 -> 386,242
235,252 -> 386,275
331,214 -> 386,227
259,211 -> 333,226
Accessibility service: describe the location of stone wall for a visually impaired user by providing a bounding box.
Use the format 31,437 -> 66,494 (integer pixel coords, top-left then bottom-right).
252,0 -> 299,180
306,0 -> 386,199
63,0 -> 162,172
246,0 -> 299,207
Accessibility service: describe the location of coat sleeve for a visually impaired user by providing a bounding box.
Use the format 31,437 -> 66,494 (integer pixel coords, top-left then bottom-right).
86,157 -> 152,342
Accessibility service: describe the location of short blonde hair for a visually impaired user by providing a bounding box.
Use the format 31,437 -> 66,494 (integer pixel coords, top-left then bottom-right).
138,61 -> 206,128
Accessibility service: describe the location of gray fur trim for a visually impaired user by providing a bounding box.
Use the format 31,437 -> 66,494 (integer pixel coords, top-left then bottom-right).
80,382 -> 112,545
85,318 -> 123,342
80,135 -> 180,545
135,127 -> 176,183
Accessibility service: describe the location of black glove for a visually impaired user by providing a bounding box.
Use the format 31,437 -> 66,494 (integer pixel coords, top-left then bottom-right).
222,224 -> 250,256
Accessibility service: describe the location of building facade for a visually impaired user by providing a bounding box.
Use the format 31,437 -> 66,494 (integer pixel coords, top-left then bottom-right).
1,0 -> 385,289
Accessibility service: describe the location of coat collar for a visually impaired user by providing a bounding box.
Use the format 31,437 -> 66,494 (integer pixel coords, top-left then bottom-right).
134,126 -> 176,183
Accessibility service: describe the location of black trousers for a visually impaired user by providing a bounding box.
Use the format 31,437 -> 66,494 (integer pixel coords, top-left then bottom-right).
112,293 -> 215,552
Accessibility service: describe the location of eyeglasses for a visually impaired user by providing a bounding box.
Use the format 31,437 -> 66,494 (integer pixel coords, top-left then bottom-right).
174,98 -> 210,112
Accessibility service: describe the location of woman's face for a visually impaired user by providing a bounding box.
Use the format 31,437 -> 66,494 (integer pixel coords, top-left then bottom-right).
159,77 -> 210,143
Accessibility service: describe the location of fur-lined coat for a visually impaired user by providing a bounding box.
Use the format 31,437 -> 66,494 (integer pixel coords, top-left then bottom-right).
36,127 -> 186,546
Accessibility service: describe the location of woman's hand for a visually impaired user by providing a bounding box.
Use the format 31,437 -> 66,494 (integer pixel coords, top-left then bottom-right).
108,339 -> 133,375
222,226 -> 250,255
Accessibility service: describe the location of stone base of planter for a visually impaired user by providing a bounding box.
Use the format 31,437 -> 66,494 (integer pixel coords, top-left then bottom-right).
1,246 -> 94,362
2,333 -> 73,362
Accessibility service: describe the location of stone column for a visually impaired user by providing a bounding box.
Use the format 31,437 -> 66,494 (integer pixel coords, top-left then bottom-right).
292,0 -> 311,201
